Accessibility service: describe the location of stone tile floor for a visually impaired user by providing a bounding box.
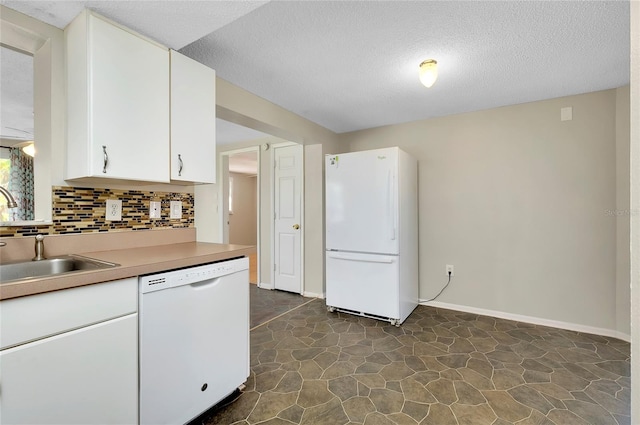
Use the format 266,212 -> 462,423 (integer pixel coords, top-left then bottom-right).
249,284 -> 313,329
200,293 -> 631,425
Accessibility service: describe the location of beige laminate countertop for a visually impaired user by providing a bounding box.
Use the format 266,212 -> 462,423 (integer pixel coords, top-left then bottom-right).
0,242 -> 254,300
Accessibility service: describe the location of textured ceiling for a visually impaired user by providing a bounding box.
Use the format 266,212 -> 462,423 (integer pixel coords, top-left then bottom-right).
2,0 -> 268,49
182,0 -> 630,133
2,0 -> 631,138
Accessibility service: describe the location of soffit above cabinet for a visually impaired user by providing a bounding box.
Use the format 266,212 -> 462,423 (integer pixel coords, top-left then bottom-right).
2,1 -> 269,49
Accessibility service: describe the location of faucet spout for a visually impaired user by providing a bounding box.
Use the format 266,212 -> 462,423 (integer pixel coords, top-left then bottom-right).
33,234 -> 46,261
0,186 -> 18,208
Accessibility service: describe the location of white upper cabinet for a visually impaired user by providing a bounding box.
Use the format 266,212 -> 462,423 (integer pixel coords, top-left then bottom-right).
65,10 -> 170,183
170,50 -> 216,184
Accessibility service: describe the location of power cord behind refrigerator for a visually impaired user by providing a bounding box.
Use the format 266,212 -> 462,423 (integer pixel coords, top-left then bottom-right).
424,271 -> 452,302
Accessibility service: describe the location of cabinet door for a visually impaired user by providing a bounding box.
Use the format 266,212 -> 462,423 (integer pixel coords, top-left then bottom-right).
170,50 -> 216,183
0,314 -> 138,425
66,11 -> 170,182
90,15 -> 169,182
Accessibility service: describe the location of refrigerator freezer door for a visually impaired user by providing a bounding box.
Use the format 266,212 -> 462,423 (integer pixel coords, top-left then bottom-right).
326,148 -> 399,255
326,252 -> 399,319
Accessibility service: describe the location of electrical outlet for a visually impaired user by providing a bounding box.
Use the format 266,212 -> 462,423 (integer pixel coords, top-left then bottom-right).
560,106 -> 573,121
170,201 -> 182,219
105,199 -> 122,221
149,201 -> 161,219
446,265 -> 454,276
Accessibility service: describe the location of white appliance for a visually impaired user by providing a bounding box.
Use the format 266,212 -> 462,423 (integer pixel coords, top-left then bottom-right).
325,147 -> 418,325
138,257 -> 249,425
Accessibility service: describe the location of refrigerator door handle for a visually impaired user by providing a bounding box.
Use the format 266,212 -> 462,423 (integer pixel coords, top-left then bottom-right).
327,252 -> 395,264
388,170 -> 396,240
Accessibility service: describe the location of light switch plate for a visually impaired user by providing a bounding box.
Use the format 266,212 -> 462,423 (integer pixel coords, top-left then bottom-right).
170,201 -> 182,219
105,199 -> 122,221
560,106 -> 573,121
149,201 -> 161,219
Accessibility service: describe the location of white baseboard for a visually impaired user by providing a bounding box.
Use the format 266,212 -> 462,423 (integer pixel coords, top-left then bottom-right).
256,284 -> 324,299
419,300 -> 631,343
257,282 -> 274,290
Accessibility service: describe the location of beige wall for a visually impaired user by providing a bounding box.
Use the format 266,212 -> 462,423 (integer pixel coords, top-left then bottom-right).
303,144 -> 325,297
215,78 -> 340,149
228,172 -> 257,246
343,88 -> 627,337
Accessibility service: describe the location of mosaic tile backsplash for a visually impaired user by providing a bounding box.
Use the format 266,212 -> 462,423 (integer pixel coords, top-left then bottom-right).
1,186 -> 194,237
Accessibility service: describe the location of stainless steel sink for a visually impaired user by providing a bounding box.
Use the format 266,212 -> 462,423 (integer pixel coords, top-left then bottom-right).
0,255 -> 119,284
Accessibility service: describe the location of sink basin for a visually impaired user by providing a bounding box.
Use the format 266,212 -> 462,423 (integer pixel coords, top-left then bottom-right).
0,255 -> 119,284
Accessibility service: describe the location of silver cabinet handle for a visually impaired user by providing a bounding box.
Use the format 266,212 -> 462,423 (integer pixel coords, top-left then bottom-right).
102,145 -> 108,173
178,154 -> 183,176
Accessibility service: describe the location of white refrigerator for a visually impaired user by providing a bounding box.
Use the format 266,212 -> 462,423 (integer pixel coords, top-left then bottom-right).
325,147 -> 418,325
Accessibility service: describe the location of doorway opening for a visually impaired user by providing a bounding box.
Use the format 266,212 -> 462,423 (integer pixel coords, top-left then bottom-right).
222,148 -> 260,284
216,119 -> 304,294
227,150 -> 259,284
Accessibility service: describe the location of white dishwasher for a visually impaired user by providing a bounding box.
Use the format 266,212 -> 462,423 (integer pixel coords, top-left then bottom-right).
138,256 -> 249,425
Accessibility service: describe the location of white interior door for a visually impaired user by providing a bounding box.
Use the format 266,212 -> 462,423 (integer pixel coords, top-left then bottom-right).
274,144 -> 303,293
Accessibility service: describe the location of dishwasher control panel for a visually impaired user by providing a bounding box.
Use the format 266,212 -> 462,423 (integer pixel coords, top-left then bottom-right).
139,257 -> 248,294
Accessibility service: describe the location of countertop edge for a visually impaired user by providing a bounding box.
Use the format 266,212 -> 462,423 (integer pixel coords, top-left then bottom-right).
0,243 -> 255,301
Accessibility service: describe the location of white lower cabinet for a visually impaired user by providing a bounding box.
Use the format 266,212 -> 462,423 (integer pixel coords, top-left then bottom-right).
0,314 -> 138,425
0,278 -> 138,425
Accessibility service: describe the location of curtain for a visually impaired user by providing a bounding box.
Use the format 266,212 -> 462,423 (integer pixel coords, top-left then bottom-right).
8,147 -> 34,220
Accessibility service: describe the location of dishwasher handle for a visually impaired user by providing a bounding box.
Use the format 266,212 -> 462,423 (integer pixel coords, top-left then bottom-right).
189,277 -> 221,290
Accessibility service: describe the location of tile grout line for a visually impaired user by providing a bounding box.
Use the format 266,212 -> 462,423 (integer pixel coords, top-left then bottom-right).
250,297 -> 319,331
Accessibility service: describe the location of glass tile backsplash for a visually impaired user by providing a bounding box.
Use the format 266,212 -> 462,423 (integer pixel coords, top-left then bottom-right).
1,186 -> 194,237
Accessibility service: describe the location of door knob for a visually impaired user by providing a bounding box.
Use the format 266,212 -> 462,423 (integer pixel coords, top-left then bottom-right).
293,224 -> 300,230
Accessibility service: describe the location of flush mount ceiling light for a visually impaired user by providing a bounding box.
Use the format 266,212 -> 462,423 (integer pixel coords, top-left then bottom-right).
419,59 -> 438,88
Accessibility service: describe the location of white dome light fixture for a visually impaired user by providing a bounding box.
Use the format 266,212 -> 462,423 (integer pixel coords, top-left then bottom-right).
419,59 -> 438,88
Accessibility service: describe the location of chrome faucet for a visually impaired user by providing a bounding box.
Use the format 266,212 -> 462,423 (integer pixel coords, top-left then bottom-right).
33,234 -> 46,261
0,186 -> 18,209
